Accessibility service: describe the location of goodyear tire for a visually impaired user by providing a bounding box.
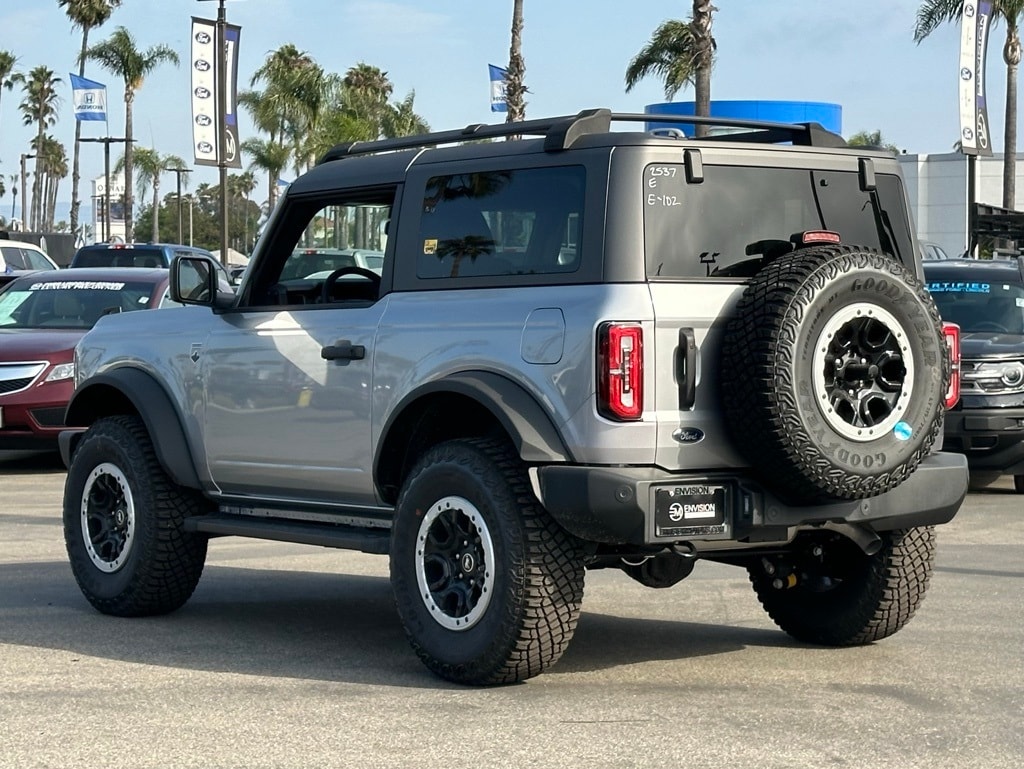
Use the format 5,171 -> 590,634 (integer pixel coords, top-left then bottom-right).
748,526 -> 936,645
390,438 -> 585,685
63,415 -> 209,616
721,244 -> 948,502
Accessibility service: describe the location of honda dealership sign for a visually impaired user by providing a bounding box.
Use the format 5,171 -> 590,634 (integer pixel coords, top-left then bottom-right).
958,2 -> 993,156
191,17 -> 242,168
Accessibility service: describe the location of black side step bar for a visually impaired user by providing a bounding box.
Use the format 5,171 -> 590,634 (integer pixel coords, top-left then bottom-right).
184,514 -> 391,554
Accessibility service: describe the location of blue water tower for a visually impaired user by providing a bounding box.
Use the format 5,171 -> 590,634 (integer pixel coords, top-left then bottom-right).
645,100 -> 842,136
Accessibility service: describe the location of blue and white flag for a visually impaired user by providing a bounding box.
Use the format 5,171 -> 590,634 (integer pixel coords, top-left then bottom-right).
489,64 -> 508,113
70,73 -> 107,122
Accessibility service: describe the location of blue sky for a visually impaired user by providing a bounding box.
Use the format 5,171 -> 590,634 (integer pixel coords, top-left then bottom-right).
0,0 -> 989,212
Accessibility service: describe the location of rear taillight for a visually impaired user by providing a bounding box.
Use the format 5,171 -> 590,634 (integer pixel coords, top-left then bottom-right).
597,322 -> 643,421
942,322 -> 961,409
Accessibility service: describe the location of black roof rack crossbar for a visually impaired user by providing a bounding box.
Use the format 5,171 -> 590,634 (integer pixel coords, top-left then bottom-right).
611,113 -> 847,147
317,110 -> 612,164
316,108 -> 847,165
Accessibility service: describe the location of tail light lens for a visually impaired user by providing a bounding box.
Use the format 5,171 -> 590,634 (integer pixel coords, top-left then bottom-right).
942,322 -> 961,409
597,322 -> 643,421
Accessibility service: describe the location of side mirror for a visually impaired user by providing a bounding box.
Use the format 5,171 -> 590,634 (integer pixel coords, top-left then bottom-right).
171,255 -> 218,305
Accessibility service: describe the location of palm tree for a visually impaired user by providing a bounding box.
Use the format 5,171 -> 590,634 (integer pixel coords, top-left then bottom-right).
625,2 -> 718,137
505,0 -> 526,123
915,1 -> 1024,209
18,66 -> 62,231
0,50 -> 19,146
34,135 -> 68,230
8,173 -> 18,221
115,147 -> 186,242
382,91 -> 430,138
83,26 -> 179,242
241,136 -> 291,215
59,0 -> 122,240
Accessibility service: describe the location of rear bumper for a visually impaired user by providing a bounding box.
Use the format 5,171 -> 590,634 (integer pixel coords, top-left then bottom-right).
532,452 -> 968,549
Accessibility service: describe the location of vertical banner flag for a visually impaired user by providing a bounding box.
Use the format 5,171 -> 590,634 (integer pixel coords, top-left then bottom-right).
191,17 -> 242,168
489,64 -> 508,113
959,2 -> 993,156
70,74 -> 107,122
223,23 -> 242,169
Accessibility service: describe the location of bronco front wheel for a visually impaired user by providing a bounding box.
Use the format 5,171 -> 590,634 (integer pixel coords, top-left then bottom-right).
63,415 -> 209,616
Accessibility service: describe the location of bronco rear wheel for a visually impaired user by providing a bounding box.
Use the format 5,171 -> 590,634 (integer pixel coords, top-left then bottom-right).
721,244 -> 948,502
748,526 -> 936,645
390,438 -> 585,685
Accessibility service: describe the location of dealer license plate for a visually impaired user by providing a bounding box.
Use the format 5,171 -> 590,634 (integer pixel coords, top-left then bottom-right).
653,483 -> 728,538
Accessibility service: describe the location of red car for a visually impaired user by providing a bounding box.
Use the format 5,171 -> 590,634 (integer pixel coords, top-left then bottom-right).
0,268 -> 174,450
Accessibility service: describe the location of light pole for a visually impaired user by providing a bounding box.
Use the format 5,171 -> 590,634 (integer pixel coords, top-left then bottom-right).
164,166 -> 191,244
198,0 -> 230,266
19,154 -> 35,230
81,137 -> 131,242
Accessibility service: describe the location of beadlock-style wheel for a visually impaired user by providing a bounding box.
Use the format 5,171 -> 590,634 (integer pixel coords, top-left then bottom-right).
415,495 -> 496,631
812,302 -> 914,442
81,462 -> 136,573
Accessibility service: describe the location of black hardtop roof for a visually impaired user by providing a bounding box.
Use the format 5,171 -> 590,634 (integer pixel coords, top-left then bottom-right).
313,108 -> 851,168
923,258 -> 1024,283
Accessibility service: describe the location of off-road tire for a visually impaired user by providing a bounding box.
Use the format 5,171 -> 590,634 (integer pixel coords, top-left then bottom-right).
390,438 -> 585,685
63,415 -> 209,616
748,526 -> 936,645
721,244 -> 948,502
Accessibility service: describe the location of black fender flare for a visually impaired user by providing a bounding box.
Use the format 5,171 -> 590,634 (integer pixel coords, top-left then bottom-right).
375,371 -> 572,481
63,369 -> 202,490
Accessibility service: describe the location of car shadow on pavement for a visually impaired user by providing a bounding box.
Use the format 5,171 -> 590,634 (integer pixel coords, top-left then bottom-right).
0,560 -> 788,688
0,450 -> 65,474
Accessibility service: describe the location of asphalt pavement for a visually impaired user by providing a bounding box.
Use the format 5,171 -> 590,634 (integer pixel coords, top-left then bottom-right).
0,450 -> 1021,769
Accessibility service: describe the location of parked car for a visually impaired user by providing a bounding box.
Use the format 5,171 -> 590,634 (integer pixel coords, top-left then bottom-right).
0,268 -> 176,450
70,242 -> 235,292
0,239 -> 60,288
925,257 -> 1024,490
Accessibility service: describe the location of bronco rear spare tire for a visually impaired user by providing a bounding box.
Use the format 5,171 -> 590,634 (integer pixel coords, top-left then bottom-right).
721,244 -> 948,502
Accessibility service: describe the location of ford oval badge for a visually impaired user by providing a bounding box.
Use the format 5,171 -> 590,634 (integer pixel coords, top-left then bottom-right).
672,427 -> 705,445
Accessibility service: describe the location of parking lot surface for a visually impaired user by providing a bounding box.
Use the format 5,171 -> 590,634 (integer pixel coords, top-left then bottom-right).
1,450 -> 1021,769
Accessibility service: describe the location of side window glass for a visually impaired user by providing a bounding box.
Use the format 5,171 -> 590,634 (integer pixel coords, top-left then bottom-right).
251,190 -> 395,307
2,247 -> 28,270
25,249 -> 53,270
417,166 -> 586,279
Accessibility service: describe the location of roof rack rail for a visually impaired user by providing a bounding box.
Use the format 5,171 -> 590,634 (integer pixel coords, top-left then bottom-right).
316,108 -> 847,165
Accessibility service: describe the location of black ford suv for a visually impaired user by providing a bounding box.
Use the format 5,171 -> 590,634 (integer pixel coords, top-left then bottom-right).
925,257 -> 1024,490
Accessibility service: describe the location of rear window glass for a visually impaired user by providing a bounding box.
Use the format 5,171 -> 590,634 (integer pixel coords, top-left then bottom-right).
417,166 -> 585,279
926,280 -> 1024,334
643,165 -> 915,279
74,247 -> 167,268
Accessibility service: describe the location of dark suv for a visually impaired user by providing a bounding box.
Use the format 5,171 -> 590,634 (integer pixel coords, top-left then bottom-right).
60,110 -> 967,685
925,258 -> 1024,490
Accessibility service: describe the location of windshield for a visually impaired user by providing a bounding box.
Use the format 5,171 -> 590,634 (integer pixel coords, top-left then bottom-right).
74,246 -> 167,268
0,280 -> 156,329
927,280 -> 1024,334
643,165 -> 914,279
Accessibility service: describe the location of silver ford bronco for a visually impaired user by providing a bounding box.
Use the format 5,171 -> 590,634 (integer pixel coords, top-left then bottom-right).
60,110 -> 968,685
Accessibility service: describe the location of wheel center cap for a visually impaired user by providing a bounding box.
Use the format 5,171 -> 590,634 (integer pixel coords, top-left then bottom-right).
460,552 -> 476,573
114,508 -> 127,527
